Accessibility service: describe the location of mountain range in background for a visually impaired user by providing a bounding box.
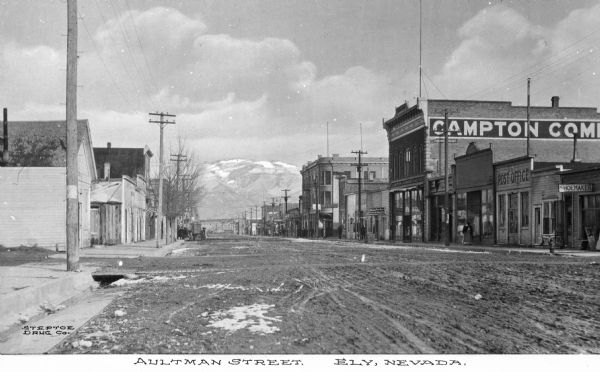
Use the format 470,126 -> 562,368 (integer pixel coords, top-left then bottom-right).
195,159 -> 302,220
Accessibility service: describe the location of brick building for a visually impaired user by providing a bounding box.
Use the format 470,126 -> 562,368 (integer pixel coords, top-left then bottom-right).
339,177 -> 390,240
383,97 -> 600,243
300,154 -> 388,238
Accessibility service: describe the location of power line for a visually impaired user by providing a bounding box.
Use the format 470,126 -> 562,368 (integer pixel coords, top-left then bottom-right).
466,28 -> 600,100
106,0 -> 155,104
122,0 -> 162,98
80,16 -> 132,107
422,68 -> 447,99
90,0 -> 152,108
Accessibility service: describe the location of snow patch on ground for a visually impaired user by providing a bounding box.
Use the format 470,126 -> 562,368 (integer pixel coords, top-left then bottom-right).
208,304 -> 281,334
270,282 -> 285,292
110,278 -> 146,286
199,283 -> 252,291
110,275 -> 188,287
291,238 -> 317,243
170,248 -> 196,255
428,248 -> 490,254
231,246 -> 249,249
152,275 -> 188,281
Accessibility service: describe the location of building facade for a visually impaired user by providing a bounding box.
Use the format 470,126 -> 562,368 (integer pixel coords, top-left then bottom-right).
0,120 -> 97,250
300,154 -> 388,238
91,144 -> 153,245
494,156 -> 533,246
383,97 -> 600,243
560,166 -> 600,250
340,178 -> 390,240
454,144 -> 495,245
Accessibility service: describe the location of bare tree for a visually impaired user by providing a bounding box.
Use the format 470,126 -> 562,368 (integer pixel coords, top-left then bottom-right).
161,137 -> 205,222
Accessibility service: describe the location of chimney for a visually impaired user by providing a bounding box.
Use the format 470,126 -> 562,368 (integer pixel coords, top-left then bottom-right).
104,142 -> 111,180
2,108 -> 7,165
551,96 -> 560,108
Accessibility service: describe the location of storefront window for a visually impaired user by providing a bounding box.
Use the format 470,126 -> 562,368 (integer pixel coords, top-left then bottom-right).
482,189 -> 494,241
411,189 -> 423,241
395,192 -> 402,210
498,194 -> 506,228
521,192 -> 529,228
581,194 -> 600,246
457,192 -> 467,233
394,192 -> 403,240
543,201 -> 557,234
466,191 -> 482,240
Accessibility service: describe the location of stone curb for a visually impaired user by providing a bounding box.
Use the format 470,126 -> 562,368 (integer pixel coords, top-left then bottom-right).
0,266 -> 97,333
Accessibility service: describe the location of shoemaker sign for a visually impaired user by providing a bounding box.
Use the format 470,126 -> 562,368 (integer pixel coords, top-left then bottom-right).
429,118 -> 600,139
559,184 -> 593,193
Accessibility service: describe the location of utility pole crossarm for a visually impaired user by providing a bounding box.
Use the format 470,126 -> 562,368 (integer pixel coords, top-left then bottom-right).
149,112 -> 176,117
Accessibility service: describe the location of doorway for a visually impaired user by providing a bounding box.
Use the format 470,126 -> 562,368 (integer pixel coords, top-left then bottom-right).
534,206 -> 541,245
403,215 -> 411,242
508,193 -> 519,245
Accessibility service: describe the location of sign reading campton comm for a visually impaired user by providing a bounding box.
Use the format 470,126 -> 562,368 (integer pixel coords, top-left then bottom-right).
429,118 -> 600,139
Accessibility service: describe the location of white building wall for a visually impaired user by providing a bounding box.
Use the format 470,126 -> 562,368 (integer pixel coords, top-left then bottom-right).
77,145 -> 92,248
0,168 -> 66,250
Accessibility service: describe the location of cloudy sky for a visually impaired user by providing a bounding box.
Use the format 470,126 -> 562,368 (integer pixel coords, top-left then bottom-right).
1,0 -> 600,167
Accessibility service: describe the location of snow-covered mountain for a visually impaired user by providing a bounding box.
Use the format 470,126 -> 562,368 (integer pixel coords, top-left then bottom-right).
195,159 -> 302,219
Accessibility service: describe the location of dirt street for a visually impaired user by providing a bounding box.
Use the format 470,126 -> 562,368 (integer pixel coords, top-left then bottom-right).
51,235 -> 600,354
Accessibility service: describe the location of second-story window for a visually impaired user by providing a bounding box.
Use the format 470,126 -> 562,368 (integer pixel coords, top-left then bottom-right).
320,170 -> 331,185
404,148 -> 411,177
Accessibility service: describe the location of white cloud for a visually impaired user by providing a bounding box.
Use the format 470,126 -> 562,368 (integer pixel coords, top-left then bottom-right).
0,42 -> 64,109
434,5 -> 546,100
433,3 -> 600,107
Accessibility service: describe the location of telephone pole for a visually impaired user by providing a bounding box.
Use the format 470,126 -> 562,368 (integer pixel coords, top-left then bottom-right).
1,108 -> 8,165
352,150 -> 368,242
281,189 -> 290,214
444,110 -> 450,246
263,201 -> 267,236
149,111 -> 176,247
66,0 -> 79,271
526,78 -> 531,157
271,197 -> 277,235
249,208 -> 253,235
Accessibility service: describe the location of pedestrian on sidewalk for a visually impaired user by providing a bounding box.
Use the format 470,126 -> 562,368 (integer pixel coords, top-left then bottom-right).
338,224 -> 343,239
463,222 -> 472,245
